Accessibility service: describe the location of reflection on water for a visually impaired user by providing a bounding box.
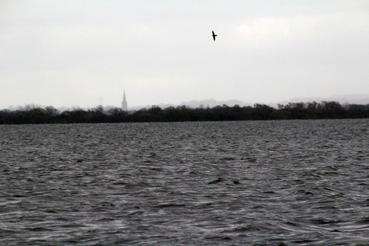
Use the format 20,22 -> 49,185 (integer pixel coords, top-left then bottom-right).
1,119 -> 369,245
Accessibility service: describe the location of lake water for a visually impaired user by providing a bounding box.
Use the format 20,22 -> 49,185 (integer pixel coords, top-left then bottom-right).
1,119 -> 369,245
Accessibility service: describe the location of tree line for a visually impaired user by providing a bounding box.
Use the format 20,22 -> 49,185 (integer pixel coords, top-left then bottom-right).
1,101 -> 369,124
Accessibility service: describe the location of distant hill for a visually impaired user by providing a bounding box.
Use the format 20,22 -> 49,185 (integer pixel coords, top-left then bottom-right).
137,95 -> 369,110
146,95 -> 369,109
277,94 -> 369,107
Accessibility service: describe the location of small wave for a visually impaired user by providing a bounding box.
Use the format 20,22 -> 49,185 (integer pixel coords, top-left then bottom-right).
154,203 -> 186,208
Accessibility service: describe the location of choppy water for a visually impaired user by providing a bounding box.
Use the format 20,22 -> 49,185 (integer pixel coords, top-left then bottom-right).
1,119 -> 369,245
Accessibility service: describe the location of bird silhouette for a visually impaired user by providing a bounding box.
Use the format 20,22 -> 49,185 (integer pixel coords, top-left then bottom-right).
212,30 -> 218,41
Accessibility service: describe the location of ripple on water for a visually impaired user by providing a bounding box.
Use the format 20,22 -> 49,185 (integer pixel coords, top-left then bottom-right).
0,119 -> 369,244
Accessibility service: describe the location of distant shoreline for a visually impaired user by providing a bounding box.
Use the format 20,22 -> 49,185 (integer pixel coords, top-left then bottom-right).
1,101 -> 369,125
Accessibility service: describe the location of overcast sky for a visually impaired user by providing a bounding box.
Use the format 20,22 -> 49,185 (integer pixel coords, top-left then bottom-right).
1,0 -> 368,108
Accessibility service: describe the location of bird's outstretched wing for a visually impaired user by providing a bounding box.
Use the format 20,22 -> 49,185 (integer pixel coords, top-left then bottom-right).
212,30 -> 217,41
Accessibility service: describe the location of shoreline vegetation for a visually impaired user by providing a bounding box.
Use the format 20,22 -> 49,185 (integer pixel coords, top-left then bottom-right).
1,101 -> 369,124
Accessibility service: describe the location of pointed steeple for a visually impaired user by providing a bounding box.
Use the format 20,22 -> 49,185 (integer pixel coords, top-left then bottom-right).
121,90 -> 128,111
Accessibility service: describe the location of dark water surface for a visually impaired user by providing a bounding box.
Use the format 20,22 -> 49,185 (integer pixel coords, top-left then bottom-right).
1,120 -> 369,245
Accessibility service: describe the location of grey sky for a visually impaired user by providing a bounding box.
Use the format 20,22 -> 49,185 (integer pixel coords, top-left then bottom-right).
1,0 -> 368,108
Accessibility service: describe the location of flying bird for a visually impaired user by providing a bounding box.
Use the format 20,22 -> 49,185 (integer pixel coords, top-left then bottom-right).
212,30 -> 218,41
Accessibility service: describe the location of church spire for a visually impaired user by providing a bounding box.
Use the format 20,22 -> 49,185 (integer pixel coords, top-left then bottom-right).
122,90 -> 128,111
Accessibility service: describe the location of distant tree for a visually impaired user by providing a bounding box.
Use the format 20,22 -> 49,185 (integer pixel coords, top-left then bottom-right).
1,101 -> 369,124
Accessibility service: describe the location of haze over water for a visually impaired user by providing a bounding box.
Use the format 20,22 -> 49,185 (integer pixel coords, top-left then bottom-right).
1,119 -> 369,245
